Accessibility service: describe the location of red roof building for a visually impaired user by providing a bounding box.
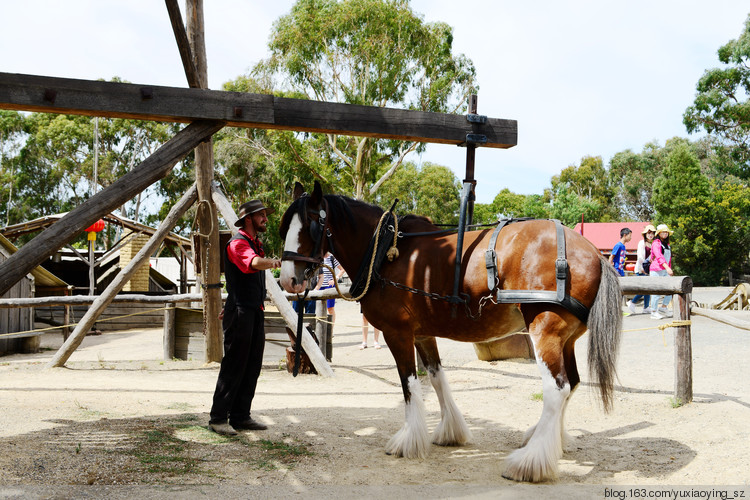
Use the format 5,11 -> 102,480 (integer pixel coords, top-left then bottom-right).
573,221 -> 652,272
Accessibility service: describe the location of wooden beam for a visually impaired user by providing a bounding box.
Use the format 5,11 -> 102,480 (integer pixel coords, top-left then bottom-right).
46,184 -> 199,368
0,120 -> 224,297
165,0 -> 201,89
0,72 -> 517,148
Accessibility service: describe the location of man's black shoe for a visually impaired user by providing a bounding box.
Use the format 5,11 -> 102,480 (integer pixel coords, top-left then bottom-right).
231,418 -> 268,431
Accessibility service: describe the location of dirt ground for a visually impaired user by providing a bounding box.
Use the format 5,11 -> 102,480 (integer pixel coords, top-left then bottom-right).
0,288 -> 748,499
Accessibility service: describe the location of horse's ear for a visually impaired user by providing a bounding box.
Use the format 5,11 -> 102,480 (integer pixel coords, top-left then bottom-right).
311,181 -> 323,206
293,182 -> 305,201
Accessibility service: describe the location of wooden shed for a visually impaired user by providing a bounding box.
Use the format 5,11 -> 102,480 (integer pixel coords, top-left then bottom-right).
0,233 -> 69,355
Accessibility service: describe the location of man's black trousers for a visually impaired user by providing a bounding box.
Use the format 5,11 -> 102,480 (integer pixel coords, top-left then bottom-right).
209,305 -> 265,425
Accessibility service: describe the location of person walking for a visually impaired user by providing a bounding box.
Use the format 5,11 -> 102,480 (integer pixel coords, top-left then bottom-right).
209,200 -> 281,436
609,227 -> 632,277
627,225 -> 655,314
649,224 -> 674,320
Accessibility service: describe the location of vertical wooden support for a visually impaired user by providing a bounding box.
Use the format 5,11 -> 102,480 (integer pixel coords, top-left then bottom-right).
314,300 -> 329,361
163,304 -> 176,360
674,292 -> 693,404
186,0 -> 222,363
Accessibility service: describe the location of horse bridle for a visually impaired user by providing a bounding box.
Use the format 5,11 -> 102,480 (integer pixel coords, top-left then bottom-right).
281,197 -> 332,279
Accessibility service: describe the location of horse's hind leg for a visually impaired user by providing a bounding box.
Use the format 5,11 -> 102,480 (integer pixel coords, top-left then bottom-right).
384,331 -> 431,459
503,313 -> 573,482
519,332 -> 583,452
415,337 -> 472,446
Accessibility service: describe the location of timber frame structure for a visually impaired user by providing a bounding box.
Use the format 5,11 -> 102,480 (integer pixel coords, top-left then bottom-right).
0,1 -> 517,367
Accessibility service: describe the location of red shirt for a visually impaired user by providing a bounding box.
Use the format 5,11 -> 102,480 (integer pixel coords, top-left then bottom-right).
227,229 -> 264,274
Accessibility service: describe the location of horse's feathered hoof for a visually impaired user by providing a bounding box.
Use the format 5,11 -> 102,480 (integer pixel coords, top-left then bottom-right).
503,446 -> 559,483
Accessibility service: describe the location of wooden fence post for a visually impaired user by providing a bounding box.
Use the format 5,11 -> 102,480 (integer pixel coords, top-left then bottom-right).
674,292 -> 693,404
163,305 -> 176,360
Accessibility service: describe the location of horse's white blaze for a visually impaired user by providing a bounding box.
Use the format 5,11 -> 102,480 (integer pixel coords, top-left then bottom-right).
280,214 -> 306,293
504,350 -> 570,482
385,376 -> 431,459
429,366 -> 472,446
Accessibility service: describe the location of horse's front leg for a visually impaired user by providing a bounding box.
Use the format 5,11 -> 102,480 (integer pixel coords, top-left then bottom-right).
383,331 -> 431,459
415,336 -> 472,447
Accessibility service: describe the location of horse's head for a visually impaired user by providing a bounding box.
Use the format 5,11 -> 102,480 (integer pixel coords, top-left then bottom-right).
279,181 -> 329,294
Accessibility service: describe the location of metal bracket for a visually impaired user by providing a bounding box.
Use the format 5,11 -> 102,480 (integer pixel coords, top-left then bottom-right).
466,113 -> 487,124
465,133 -> 487,145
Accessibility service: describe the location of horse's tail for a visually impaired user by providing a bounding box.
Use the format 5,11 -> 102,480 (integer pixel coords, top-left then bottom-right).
586,257 -> 622,412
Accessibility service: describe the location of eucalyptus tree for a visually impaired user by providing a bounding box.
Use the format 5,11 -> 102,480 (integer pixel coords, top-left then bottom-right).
684,13 -> 750,178
254,0 -> 477,200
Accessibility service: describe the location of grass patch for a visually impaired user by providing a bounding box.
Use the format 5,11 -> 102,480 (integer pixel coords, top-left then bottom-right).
246,436 -> 314,470
531,392 -> 543,402
669,397 -> 683,408
129,429 -> 202,476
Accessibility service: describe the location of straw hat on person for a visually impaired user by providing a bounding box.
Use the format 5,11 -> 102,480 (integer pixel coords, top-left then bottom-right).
234,199 -> 275,227
642,224 -> 656,234
655,224 -> 673,235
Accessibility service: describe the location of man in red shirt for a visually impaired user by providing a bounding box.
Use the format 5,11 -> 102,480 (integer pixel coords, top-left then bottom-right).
209,200 -> 281,436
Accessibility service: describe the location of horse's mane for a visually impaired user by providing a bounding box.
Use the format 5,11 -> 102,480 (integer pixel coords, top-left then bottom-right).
279,193 -> 441,238
326,195 -> 442,233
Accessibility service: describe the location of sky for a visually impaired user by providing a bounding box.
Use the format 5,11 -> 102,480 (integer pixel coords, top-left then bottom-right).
2,1 -> 749,204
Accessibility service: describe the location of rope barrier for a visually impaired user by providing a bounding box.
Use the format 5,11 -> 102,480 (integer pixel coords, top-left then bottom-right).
621,319 -> 692,347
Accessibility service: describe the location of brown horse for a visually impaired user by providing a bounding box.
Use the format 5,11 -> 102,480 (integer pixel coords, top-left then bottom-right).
279,182 -> 621,482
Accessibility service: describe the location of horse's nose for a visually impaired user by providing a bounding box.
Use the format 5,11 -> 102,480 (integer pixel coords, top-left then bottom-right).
289,277 -> 306,294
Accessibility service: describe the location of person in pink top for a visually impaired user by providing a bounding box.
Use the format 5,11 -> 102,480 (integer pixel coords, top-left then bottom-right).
649,224 -> 674,320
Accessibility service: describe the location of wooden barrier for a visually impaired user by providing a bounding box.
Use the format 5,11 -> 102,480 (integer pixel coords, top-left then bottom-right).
619,275 -> 693,404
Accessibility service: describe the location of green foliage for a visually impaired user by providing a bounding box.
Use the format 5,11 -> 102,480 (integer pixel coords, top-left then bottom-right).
374,162 -> 459,224
683,14 -> 750,177
652,142 -> 750,284
550,156 -> 615,222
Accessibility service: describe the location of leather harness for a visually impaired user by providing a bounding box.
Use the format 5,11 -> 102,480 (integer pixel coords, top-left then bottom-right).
485,218 -> 590,323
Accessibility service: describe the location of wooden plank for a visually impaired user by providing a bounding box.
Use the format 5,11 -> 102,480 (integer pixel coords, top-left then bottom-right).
0,293 -> 225,308
618,276 -> 692,295
0,72 -> 517,149
0,121 -> 224,297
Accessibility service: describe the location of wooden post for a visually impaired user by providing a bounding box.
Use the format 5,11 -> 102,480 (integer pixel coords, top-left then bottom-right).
163,304 -> 176,360
314,300 -> 329,361
674,292 -> 693,404
0,120 -> 223,297
266,271 -> 334,377
45,185 -> 198,368
185,0 -> 222,364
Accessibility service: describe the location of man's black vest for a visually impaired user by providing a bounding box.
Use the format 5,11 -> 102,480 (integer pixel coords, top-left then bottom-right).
224,232 -> 266,310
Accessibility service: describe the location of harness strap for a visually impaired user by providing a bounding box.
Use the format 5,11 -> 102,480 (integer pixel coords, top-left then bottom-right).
485,219 -> 512,291
554,219 -> 568,302
494,290 -> 589,323
485,218 -> 590,323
